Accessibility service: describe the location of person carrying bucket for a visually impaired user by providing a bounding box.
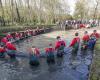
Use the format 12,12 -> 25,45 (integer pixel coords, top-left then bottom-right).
5,41 -> 17,58
55,36 -> 66,57
29,46 -> 40,66
45,43 -> 55,64
69,32 -> 80,60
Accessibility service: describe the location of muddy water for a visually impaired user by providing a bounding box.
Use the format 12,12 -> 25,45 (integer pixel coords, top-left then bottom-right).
0,31 -> 93,80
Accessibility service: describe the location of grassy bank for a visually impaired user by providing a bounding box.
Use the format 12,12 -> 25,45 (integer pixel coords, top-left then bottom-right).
89,40 -> 100,80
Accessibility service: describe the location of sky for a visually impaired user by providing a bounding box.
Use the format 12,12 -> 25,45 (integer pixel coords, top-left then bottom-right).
67,0 -> 76,15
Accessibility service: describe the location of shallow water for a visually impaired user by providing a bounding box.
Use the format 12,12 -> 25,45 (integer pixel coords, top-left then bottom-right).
0,34 -> 92,80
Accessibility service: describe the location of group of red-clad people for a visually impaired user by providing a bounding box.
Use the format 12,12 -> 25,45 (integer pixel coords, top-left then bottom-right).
0,28 -> 45,59
29,30 -> 100,66
29,36 -> 66,65
1,28 -> 44,45
0,29 -> 100,66
0,41 -> 16,59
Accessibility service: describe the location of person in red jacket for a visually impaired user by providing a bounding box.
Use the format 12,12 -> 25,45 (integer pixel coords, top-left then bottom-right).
90,30 -> 100,40
6,33 -> 13,41
69,32 -> 80,60
29,46 -> 40,66
80,24 -> 85,28
0,45 -> 6,58
55,36 -> 66,57
82,31 -> 90,50
1,37 -> 8,45
45,44 -> 55,63
15,32 -> 20,40
6,41 -> 16,58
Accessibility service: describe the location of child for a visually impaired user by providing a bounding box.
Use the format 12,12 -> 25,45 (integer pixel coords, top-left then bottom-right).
0,45 -> 10,59
69,32 -> 80,60
1,37 -> 8,46
6,33 -> 13,42
6,41 -> 17,58
82,31 -> 90,50
0,45 -> 6,58
90,30 -> 100,40
15,32 -> 20,40
55,36 -> 66,57
45,44 -> 55,64
29,46 -> 40,66
87,36 -> 96,51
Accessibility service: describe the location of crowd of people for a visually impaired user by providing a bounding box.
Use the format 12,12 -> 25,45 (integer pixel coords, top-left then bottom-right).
28,30 -> 100,66
0,28 -> 100,66
0,28 -> 45,58
67,20 -> 98,29
57,20 -> 99,30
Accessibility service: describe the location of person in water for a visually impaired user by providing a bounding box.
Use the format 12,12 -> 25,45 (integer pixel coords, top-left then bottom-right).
69,32 -> 80,60
90,30 -> 100,40
6,33 -> 13,42
87,36 -> 96,51
15,32 -> 20,40
6,41 -> 17,58
1,37 -> 8,46
45,43 -> 55,64
0,45 -> 6,58
82,31 -> 90,50
29,46 -> 40,66
55,36 -> 66,57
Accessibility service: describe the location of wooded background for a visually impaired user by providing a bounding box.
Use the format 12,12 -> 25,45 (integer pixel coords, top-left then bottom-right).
0,0 -> 100,26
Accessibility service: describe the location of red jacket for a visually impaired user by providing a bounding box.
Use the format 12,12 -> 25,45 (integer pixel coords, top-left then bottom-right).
6,34 -> 13,39
69,37 -> 80,47
34,48 -> 40,55
90,33 -> 100,39
6,42 -> 16,50
15,33 -> 20,38
82,34 -> 90,41
1,37 -> 8,43
80,24 -> 85,28
45,48 -> 54,54
0,47 -> 6,53
55,40 -> 66,50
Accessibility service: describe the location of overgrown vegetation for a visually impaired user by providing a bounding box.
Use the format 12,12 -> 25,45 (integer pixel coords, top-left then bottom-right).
0,0 -> 72,26
89,40 -> 100,80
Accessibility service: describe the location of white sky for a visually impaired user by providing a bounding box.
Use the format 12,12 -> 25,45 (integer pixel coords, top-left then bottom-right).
67,0 -> 76,15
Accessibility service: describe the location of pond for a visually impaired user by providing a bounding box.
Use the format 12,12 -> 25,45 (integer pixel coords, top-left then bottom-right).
0,33 -> 92,80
